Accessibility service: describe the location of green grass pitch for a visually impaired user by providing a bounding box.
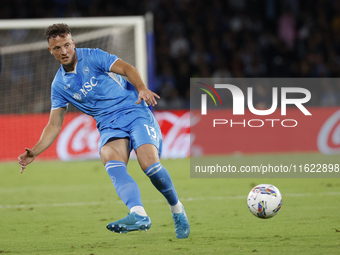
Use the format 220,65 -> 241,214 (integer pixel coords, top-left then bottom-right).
0,153 -> 340,255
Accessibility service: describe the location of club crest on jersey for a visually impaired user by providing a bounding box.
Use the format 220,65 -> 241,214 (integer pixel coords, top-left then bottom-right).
73,92 -> 82,101
83,66 -> 90,75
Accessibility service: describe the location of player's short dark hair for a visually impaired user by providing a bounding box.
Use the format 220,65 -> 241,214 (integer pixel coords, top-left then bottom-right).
45,23 -> 71,42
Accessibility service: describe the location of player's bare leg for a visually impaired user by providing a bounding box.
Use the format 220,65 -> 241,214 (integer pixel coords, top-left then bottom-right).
100,138 -> 130,165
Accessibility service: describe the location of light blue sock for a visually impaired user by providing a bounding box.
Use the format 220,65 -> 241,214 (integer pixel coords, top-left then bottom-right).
105,160 -> 143,210
145,162 -> 179,206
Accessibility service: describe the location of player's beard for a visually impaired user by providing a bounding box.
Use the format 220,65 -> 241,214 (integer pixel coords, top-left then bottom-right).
61,51 -> 77,72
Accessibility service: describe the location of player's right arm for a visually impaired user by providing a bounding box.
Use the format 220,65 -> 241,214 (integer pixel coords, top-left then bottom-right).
18,107 -> 67,173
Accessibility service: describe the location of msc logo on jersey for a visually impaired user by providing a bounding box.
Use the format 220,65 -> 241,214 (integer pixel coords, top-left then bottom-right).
80,76 -> 98,97
83,66 -> 90,75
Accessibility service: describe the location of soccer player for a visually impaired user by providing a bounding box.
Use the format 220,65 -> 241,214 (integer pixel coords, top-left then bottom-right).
18,23 -> 190,239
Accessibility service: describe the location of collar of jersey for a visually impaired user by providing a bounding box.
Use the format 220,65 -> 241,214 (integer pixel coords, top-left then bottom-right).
61,48 -> 83,76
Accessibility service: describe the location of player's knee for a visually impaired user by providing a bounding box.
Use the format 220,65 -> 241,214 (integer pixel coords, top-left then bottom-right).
136,144 -> 160,171
100,144 -> 128,165
138,152 -> 159,171
139,159 -> 159,171
136,144 -> 159,171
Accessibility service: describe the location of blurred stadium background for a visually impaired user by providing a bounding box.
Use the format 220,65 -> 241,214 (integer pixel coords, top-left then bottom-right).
2,0 -> 340,109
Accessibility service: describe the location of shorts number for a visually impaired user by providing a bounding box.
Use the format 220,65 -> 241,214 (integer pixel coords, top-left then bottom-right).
144,124 -> 157,139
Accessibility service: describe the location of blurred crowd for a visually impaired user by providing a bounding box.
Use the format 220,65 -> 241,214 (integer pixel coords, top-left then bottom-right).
2,0 -> 340,111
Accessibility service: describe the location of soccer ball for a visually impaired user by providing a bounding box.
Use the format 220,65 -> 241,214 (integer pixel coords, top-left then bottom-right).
247,184 -> 282,219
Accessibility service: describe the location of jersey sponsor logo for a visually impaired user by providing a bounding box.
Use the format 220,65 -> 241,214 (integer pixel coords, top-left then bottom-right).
318,109 -> 340,154
80,76 -> 98,97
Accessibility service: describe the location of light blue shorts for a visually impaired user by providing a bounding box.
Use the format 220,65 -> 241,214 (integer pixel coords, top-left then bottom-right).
98,108 -> 163,158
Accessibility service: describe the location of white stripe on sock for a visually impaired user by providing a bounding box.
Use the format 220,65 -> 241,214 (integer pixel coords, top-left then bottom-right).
105,162 -> 126,172
105,162 -> 126,167
145,163 -> 161,176
147,165 -> 162,177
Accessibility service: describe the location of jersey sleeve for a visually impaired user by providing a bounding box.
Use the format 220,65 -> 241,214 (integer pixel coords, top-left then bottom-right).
51,84 -> 69,110
90,48 -> 120,72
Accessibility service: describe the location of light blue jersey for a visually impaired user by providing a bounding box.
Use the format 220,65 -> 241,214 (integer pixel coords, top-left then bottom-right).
51,48 -> 162,156
51,48 -> 148,128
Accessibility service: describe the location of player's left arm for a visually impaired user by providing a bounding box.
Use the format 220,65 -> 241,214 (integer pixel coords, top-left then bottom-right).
110,59 -> 160,106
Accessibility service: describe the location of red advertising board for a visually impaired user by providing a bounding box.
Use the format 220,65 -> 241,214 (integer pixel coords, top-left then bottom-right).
0,110 -> 190,162
190,107 -> 340,156
0,107 -> 339,162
